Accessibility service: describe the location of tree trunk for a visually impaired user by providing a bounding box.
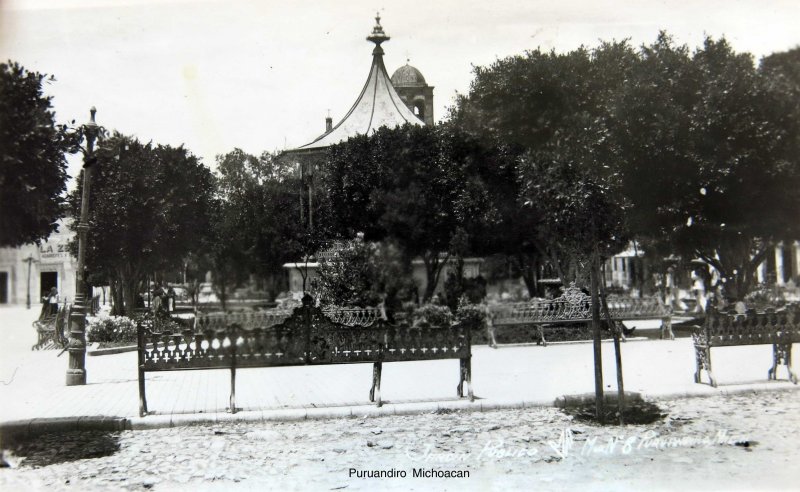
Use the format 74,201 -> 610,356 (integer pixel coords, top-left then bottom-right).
121,272 -> 139,317
517,253 -> 539,298
590,250 -> 604,423
698,240 -> 770,303
422,252 -> 448,303
600,261 -> 625,425
109,278 -> 124,316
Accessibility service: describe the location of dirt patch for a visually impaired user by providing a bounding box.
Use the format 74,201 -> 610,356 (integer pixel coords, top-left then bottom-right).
562,400 -> 667,425
3,431 -> 121,468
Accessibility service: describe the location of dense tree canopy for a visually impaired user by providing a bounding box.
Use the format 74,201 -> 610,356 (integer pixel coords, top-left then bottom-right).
0,61 -> 75,247
68,133 -> 214,314
323,123 -> 498,301
451,42 -> 635,288
613,36 -> 800,300
211,149 -> 311,301
452,35 -> 800,301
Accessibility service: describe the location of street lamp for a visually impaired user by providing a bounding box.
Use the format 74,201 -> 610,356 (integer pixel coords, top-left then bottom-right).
66,107 -> 103,386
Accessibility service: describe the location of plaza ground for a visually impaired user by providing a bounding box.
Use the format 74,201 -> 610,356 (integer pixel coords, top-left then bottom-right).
1,391 -> 799,491
1,304 -> 799,490
1,305 -> 797,428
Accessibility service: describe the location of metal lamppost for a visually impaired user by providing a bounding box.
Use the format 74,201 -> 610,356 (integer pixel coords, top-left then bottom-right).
23,254 -> 36,309
66,107 -> 103,386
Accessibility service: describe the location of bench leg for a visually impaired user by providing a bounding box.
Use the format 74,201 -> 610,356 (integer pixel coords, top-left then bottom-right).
229,366 -> 237,414
370,362 -> 382,407
660,317 -> 674,341
138,367 -> 148,417
458,357 -> 474,401
694,345 -> 716,387
770,343 -> 798,384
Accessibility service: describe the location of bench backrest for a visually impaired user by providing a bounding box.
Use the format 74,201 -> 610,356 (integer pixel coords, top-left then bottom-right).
702,306 -> 800,347
488,286 -> 668,325
139,301 -> 469,372
321,305 -> 387,327
196,309 -> 294,331
604,294 -> 670,319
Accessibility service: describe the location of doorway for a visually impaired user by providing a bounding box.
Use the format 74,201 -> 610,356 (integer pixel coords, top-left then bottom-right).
40,271 -> 58,300
0,271 -> 8,304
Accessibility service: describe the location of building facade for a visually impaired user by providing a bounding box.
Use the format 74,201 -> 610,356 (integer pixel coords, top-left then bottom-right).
0,219 -> 78,306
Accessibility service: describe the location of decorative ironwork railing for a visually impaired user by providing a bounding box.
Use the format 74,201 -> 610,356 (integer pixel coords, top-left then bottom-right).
488,286 -> 670,324
314,239 -> 359,261
137,297 -> 473,416
692,306 -> 800,387
321,305 -> 386,327
485,285 -> 673,346
195,309 -> 294,331
697,306 -> 800,347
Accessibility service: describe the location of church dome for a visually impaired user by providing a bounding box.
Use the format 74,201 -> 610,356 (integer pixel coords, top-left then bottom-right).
391,64 -> 426,87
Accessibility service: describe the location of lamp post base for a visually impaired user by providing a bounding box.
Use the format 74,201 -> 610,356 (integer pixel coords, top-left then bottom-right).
66,369 -> 86,386
66,293 -> 88,386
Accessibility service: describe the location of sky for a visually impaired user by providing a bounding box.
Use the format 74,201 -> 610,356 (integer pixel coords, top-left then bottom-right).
1,0 -> 799,188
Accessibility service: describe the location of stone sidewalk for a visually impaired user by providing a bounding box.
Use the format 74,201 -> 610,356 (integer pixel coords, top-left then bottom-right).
1,305 -> 797,438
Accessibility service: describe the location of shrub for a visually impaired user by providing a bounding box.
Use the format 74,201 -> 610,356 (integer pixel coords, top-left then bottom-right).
86,316 -> 137,344
455,297 -> 486,331
743,284 -> 786,309
315,237 -> 417,310
444,271 -> 487,310
315,238 -> 383,307
412,303 -> 453,328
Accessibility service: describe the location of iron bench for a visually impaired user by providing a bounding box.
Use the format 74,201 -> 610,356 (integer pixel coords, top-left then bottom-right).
485,286 -> 673,347
137,297 -> 473,416
693,306 -> 799,387
32,302 -> 70,350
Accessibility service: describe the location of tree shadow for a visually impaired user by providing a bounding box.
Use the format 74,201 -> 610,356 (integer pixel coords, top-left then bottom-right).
3,431 -> 120,468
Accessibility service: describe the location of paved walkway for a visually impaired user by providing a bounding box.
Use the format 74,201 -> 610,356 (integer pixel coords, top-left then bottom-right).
1,305 -> 797,435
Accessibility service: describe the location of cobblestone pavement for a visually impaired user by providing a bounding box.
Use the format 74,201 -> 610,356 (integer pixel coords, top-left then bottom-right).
2,390 -> 799,491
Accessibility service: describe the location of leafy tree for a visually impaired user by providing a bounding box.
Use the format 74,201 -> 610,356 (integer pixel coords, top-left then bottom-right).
68,133 -> 214,314
0,61 -> 76,246
211,149 -> 274,305
613,35 -> 800,301
212,148 -> 322,301
203,197 -> 250,310
452,42 -> 637,422
451,42 -> 637,297
323,124 -> 496,302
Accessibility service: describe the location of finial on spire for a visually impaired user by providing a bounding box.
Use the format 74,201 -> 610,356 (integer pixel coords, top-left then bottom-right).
367,11 -> 389,52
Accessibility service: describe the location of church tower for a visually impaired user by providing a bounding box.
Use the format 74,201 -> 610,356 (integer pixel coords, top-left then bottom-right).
391,61 -> 434,126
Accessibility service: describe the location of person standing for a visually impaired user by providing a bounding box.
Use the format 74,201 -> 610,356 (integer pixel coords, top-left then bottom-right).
152,285 -> 164,318
167,286 -> 176,314
42,287 -> 59,317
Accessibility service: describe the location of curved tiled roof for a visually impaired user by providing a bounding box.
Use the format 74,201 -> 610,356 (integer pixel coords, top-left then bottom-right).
292,17 -> 423,153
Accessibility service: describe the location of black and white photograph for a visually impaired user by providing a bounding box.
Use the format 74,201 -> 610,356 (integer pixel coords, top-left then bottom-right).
1,0 -> 799,490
